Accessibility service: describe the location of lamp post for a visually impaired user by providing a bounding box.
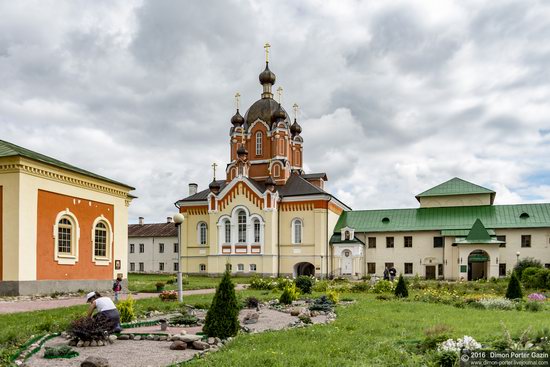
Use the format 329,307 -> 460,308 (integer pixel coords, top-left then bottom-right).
516,251 -> 520,265
173,213 -> 185,303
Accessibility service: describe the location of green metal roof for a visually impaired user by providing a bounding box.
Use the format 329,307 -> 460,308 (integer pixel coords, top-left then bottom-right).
416,177 -> 495,201
334,203 -> 550,234
329,233 -> 365,245
453,219 -> 504,245
0,139 -> 134,190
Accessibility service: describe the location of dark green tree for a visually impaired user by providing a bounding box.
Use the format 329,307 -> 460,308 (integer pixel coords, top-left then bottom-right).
394,274 -> 409,298
203,270 -> 240,338
514,257 -> 542,279
505,271 -> 523,300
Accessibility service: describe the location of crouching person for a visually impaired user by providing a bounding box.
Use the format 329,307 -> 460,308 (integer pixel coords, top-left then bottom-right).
86,291 -> 122,333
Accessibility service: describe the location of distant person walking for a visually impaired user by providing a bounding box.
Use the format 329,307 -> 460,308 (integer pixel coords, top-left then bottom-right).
383,267 -> 390,281
86,291 -> 122,333
112,277 -> 122,303
389,267 -> 397,281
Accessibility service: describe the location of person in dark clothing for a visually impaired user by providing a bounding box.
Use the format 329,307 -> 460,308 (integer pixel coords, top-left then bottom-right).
389,267 -> 397,281
383,267 -> 390,281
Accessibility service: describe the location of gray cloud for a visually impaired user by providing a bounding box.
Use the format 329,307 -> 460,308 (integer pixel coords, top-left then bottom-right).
1,0 -> 550,222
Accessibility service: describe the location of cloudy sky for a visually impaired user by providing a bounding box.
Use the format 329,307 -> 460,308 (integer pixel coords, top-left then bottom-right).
2,0 -> 550,223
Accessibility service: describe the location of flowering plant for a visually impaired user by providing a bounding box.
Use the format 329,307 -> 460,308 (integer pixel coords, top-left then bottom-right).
477,298 -> 515,310
159,290 -> 177,301
438,336 -> 482,353
527,293 -> 546,302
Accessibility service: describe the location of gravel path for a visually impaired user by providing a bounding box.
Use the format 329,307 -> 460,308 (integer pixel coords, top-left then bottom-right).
25,337 -> 200,367
0,285 -> 246,314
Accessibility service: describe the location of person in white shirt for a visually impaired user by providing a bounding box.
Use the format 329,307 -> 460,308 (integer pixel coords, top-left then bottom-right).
86,291 -> 122,333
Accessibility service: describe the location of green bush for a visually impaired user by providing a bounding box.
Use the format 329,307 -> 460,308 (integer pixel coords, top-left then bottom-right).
170,313 -> 199,325
351,282 -> 371,293
437,351 -> 458,367
203,270 -> 240,338
522,267 -> 550,289
514,257 -> 543,279
295,275 -> 315,294
249,276 -> 277,290
44,345 -> 78,359
312,280 -> 329,292
117,295 -> 136,323
525,301 -> 543,312
309,295 -> 335,312
505,272 -> 523,300
244,296 -> 259,309
394,274 -> 409,298
298,314 -> 312,324
372,280 -> 394,294
327,290 -> 339,304
279,283 -> 299,305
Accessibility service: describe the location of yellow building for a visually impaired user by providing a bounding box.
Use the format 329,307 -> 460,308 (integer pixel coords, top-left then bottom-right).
0,140 -> 135,295
175,52 -> 349,277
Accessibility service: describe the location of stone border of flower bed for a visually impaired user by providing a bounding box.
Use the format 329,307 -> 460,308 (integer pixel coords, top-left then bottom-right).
11,333 -> 61,366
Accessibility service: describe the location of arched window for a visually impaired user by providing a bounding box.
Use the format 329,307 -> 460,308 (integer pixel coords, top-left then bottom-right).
58,218 -> 73,254
237,210 -> 247,243
199,264 -> 206,272
253,219 -> 261,243
292,219 -> 303,244
224,219 -> 231,243
198,222 -> 207,245
256,131 -> 262,155
94,221 -> 108,258
273,164 -> 280,178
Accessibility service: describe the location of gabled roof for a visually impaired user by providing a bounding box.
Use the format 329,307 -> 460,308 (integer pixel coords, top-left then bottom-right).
415,177 -> 495,202
0,139 -> 134,190
334,203 -> 550,233
301,173 -> 328,181
330,233 -> 365,245
128,222 -> 178,237
454,218 -> 504,245
178,180 -> 228,202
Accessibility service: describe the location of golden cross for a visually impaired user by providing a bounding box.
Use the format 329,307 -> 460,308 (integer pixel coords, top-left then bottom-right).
293,103 -> 299,120
211,162 -> 218,180
264,42 -> 271,63
276,86 -> 283,103
234,92 -> 241,110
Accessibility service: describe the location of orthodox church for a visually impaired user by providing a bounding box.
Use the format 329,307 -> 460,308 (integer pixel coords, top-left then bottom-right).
175,46 -> 550,280
175,45 -> 349,277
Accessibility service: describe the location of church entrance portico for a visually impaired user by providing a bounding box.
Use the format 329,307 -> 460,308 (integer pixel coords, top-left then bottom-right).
467,249 -> 490,281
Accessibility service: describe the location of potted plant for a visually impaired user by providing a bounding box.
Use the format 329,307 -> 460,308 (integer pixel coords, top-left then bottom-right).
156,282 -> 165,292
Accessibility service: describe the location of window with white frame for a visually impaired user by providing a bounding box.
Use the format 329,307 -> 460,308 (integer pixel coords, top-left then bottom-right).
139,243 -> 144,253
198,222 -> 207,245
94,221 -> 108,258
139,262 -> 144,272
226,263 -> 232,272
199,264 -> 206,272
130,244 -> 135,253
256,131 -> 262,155
173,243 -> 178,253
159,243 -> 164,253
130,262 -> 135,271
292,219 -> 303,244
250,264 -> 257,272
57,218 -> 73,254
253,219 -> 260,243
224,219 -> 231,243
159,262 -> 164,271
237,210 -> 247,242
237,263 -> 244,272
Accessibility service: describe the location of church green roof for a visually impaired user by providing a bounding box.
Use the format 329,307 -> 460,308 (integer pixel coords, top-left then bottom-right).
334,203 -> 550,234
465,219 -> 491,241
0,139 -> 134,190
415,177 -> 495,202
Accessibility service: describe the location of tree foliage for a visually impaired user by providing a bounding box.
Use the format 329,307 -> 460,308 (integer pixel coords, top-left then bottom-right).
203,270 -> 240,338
505,271 -> 523,300
394,274 -> 409,298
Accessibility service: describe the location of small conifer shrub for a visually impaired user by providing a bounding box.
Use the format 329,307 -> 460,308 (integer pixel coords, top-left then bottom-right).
203,270 -> 240,338
505,271 -> 523,300
394,274 -> 409,298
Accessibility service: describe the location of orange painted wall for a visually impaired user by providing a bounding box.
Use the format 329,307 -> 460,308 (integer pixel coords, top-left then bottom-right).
0,186 -> 3,281
36,190 -> 114,280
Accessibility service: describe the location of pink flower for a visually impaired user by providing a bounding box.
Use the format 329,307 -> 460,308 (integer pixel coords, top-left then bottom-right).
527,293 -> 546,301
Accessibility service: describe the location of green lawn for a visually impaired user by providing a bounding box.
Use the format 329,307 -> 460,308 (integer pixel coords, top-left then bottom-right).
127,273 -> 254,292
2,281 -> 549,367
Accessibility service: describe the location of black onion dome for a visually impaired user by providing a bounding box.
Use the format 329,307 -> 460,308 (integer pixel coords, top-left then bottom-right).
273,103 -> 286,122
265,175 -> 275,187
209,180 -> 221,191
231,109 -> 244,126
259,63 -> 276,85
237,144 -> 248,155
243,98 -> 290,127
290,118 -> 302,135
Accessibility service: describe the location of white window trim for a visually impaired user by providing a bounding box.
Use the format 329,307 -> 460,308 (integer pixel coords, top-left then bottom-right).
237,263 -> 244,272
256,131 -> 263,156
197,222 -> 208,245
199,264 -> 206,272
250,263 -> 257,272
53,209 -> 80,265
291,218 -> 303,245
91,215 -> 113,266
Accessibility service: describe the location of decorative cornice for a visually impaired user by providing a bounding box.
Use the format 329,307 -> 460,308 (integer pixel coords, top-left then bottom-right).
0,161 -> 133,201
